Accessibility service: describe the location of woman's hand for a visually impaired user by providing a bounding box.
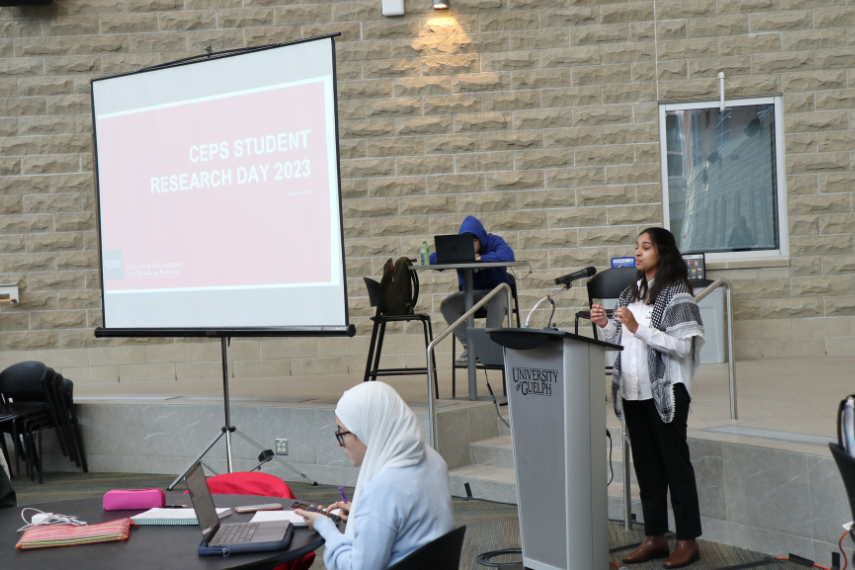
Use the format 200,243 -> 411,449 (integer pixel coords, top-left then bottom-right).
294,506 -> 324,530
590,304 -> 609,327
614,307 -> 639,334
326,500 -> 350,522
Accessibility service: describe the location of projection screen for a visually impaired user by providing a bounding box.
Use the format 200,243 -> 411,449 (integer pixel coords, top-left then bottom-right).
91,36 -> 351,336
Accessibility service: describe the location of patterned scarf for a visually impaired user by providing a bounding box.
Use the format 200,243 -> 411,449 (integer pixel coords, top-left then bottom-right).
610,281 -> 705,423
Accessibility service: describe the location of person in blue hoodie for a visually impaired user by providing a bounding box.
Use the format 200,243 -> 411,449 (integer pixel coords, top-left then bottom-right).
429,216 -> 515,363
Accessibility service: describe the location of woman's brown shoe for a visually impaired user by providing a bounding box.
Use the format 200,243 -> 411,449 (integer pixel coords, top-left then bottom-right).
663,539 -> 700,568
621,535 -> 670,565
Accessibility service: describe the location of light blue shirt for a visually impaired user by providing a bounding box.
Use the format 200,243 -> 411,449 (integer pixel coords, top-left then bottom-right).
314,447 -> 455,570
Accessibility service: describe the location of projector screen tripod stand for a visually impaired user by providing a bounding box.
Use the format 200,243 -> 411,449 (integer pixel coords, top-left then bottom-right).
167,337 -> 316,491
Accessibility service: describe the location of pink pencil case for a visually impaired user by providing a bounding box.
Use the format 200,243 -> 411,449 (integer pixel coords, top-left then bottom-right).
103,489 -> 166,511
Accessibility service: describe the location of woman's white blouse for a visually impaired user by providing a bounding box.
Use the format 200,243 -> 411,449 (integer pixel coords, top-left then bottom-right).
598,286 -> 693,401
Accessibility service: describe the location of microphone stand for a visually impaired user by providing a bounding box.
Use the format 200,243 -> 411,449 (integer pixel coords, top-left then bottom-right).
524,284 -> 572,330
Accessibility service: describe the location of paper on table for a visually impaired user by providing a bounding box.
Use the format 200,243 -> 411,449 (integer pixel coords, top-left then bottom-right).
250,510 -> 307,526
131,507 -> 231,525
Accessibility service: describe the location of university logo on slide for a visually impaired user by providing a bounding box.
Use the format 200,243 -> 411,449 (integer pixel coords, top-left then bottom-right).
102,250 -> 124,280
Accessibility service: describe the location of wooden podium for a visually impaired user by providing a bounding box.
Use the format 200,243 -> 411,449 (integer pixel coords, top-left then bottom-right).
487,328 -> 622,570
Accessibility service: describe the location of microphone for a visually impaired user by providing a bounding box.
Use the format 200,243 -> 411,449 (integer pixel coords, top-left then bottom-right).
554,266 -> 597,286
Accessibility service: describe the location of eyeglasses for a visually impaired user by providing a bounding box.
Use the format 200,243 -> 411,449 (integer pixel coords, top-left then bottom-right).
334,428 -> 351,446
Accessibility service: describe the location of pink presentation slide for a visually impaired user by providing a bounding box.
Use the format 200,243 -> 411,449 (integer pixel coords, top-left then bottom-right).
96,80 -> 333,292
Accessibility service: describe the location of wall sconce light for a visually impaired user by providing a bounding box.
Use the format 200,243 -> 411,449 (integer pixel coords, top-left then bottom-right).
432,0 -> 448,9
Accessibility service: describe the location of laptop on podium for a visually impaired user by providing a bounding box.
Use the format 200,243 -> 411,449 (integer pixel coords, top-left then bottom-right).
185,462 -> 293,552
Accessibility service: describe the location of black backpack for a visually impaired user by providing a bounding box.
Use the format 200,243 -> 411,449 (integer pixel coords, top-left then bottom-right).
380,257 -> 419,316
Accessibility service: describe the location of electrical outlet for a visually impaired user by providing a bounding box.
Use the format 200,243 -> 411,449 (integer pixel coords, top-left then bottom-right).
275,438 -> 288,456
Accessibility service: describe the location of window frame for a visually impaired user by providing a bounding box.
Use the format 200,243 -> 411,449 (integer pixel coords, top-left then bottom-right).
658,96 -> 789,263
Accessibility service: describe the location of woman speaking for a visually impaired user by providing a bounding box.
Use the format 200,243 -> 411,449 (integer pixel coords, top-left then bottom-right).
295,382 -> 454,570
591,228 -> 705,569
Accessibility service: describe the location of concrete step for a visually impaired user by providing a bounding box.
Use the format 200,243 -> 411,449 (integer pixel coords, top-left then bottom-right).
470,436 -> 513,469
448,464 -> 518,504
448,462 -> 642,517
470,415 -> 639,506
467,433 -> 637,485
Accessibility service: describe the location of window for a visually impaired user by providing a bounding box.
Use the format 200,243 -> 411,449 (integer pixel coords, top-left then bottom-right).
658,97 -> 788,261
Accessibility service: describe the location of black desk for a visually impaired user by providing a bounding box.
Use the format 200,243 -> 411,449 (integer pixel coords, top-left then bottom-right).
0,494 -> 324,570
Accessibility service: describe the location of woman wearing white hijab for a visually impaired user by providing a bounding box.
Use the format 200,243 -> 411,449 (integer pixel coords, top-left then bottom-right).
295,381 -> 454,570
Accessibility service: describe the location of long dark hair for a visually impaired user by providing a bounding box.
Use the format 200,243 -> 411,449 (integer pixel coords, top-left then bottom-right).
630,227 -> 691,305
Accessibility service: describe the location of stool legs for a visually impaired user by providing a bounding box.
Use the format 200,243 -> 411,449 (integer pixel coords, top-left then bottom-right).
364,320 -> 381,382
362,316 -> 438,393
370,322 -> 387,381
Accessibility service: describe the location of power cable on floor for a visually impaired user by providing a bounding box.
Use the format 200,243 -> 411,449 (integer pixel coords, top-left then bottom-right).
606,429 -> 614,486
774,554 -> 829,569
484,370 -> 509,428
475,547 -> 522,568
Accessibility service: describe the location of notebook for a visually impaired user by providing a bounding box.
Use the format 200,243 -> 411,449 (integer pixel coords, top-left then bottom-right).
250,510 -> 307,527
16,517 -> 132,550
131,507 -> 232,526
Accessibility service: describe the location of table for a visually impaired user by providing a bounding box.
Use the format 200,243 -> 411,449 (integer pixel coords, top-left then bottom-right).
411,261 -> 529,400
0,494 -> 325,570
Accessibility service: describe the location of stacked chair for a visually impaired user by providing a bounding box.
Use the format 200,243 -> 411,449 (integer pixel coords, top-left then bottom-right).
0,361 -> 87,483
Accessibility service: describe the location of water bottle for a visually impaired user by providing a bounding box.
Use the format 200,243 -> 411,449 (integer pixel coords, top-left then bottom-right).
420,241 -> 430,266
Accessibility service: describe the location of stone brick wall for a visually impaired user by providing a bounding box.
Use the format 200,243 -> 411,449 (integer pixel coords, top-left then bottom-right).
0,0 -> 853,384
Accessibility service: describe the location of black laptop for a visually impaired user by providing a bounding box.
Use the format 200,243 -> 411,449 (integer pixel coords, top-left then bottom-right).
435,234 -> 476,264
185,463 -> 293,553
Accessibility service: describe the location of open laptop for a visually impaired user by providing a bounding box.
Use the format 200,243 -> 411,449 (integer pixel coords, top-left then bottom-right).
185,462 -> 293,552
435,234 -> 476,264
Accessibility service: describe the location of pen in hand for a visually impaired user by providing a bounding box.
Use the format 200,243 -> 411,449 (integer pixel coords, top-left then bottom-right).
338,486 -> 348,504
